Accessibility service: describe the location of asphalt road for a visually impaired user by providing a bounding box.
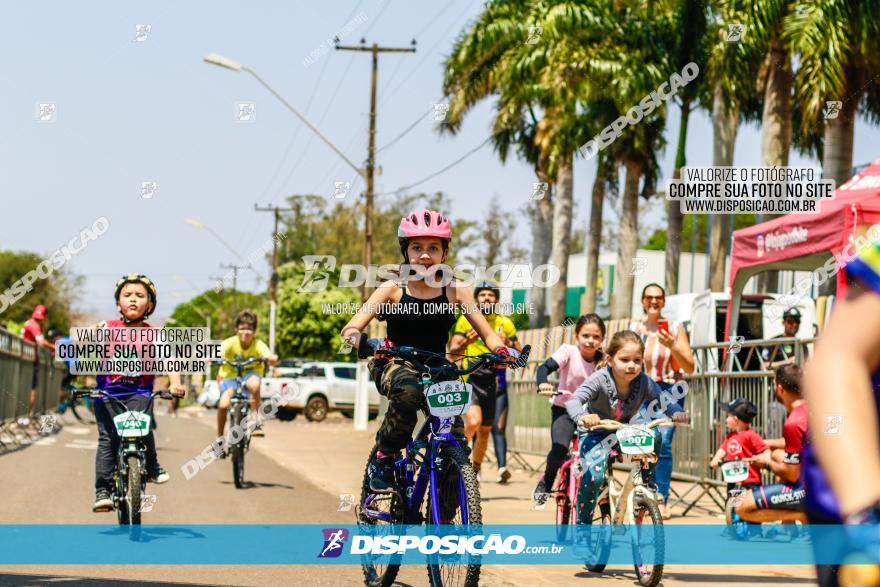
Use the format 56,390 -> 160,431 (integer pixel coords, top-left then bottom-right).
0,407 -> 820,587
0,409 -> 427,587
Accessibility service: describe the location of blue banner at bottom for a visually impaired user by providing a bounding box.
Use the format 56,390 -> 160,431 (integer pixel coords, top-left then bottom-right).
0,524 -> 878,565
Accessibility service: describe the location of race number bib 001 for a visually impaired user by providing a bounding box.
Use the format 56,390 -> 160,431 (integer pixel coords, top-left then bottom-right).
113,411 -> 151,438
720,460 -> 750,483
424,381 -> 472,418
616,427 -> 655,455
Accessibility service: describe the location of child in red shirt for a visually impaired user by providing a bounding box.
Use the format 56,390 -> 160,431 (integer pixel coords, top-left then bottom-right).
711,398 -> 770,488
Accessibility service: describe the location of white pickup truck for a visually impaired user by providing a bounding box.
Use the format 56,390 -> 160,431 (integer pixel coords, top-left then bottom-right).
260,361 -> 381,422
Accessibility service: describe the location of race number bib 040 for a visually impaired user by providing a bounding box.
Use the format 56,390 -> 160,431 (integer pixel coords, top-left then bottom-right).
113,411 -> 151,438
424,381 -> 472,418
720,460 -> 750,483
616,427 -> 655,455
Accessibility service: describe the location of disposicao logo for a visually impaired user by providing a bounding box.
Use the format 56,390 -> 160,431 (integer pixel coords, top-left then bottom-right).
318,528 -> 349,558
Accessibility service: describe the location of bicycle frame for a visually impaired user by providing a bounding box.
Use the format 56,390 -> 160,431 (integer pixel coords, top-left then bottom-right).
363,411 -> 471,525
555,435 -> 580,504
600,454 -> 658,527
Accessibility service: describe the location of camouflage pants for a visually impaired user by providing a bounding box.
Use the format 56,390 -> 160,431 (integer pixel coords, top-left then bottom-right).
372,359 -> 466,453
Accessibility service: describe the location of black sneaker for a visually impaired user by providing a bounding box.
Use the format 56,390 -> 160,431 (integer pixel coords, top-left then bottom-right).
533,478 -> 549,505
93,489 -> 113,512
368,455 -> 396,493
147,467 -> 170,484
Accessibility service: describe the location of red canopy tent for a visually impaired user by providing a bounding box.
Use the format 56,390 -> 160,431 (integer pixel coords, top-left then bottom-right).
724,159 -> 880,343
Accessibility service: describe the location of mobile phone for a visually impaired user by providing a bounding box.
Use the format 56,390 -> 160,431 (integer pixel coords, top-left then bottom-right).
658,319 -> 670,335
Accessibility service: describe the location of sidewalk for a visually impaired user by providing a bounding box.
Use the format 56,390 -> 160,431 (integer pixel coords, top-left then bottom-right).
182,407 -> 817,586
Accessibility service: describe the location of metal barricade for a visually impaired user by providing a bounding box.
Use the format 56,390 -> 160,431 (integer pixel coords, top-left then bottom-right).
0,329 -> 60,447
506,324 -> 813,514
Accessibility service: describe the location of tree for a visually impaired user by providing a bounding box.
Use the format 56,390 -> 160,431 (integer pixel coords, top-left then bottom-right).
441,0 -> 584,327
467,195 -> 524,267
277,192 -> 478,269
663,0 -> 710,295
786,0 -> 880,186
274,261 -> 359,361
168,289 -> 267,341
0,250 -> 82,334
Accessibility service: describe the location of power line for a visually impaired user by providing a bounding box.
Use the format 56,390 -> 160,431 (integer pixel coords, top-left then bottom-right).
375,108 -> 430,154
374,134 -> 493,196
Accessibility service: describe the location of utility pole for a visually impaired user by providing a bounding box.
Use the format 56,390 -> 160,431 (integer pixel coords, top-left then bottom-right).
219,263 -> 250,314
254,204 -> 295,354
208,274 -> 227,334
336,39 -> 416,302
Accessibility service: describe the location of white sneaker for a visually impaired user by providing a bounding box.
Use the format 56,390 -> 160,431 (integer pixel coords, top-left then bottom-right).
496,467 -> 511,484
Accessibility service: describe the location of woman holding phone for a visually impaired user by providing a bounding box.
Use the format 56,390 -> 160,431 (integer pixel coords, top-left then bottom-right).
626,282 -> 695,518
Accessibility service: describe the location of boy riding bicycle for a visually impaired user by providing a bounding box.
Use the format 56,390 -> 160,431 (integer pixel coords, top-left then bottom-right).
216,310 -> 278,447
710,398 -> 770,486
92,274 -> 186,512
339,209 -> 512,493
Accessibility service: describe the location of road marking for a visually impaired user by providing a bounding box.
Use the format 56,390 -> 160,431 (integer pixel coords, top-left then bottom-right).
65,426 -> 91,435
34,437 -> 58,446
65,439 -> 98,450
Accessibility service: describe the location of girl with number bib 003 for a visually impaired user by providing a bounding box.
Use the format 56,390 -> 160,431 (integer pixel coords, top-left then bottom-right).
338,209 -> 512,493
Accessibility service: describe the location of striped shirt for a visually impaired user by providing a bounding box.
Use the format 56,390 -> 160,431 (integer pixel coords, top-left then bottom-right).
626,319 -> 682,384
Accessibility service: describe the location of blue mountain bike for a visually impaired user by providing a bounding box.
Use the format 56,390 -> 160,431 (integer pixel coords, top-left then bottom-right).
356,335 -> 529,587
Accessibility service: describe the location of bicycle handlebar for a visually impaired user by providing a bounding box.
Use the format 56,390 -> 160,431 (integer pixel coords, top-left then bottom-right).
586,418 -> 685,431
537,388 -> 563,397
356,333 -> 530,379
70,387 -> 176,404
215,356 -> 270,376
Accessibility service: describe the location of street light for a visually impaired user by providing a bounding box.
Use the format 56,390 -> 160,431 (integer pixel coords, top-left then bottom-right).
203,52 -> 366,179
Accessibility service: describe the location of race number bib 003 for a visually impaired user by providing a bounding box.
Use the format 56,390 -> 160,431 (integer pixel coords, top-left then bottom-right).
720,460 -> 750,483
424,381 -> 472,418
113,411 -> 151,438
616,427 -> 655,455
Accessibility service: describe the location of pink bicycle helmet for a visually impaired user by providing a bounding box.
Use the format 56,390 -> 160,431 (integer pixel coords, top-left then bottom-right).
398,209 -> 452,241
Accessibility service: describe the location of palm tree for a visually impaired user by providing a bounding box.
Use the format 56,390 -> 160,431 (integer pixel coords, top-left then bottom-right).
442,0 -> 597,326
702,0 -> 765,292
786,0 -> 880,186
664,0 -> 710,295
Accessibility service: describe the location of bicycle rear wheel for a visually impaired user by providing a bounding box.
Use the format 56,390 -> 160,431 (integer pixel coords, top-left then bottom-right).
631,492 -> 665,587
230,404 -> 245,489
357,445 -> 403,587
426,444 -> 481,587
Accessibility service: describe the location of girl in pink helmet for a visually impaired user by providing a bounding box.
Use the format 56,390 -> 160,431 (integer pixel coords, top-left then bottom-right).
340,209 -> 512,492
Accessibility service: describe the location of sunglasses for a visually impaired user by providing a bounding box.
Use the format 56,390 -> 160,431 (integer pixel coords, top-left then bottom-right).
643,295 -> 665,301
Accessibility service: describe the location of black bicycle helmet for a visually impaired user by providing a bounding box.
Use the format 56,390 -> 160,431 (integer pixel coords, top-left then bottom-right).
114,273 -> 158,321
474,280 -> 500,299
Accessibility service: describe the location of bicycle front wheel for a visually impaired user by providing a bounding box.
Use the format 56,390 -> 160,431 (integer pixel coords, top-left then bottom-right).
426,444 -> 481,587
631,492 -> 664,587
357,445 -> 403,587
230,404 -> 245,489
127,456 -> 143,525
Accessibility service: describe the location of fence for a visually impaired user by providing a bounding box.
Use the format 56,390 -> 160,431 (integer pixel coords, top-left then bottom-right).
506,321 -> 812,514
0,329 -> 61,447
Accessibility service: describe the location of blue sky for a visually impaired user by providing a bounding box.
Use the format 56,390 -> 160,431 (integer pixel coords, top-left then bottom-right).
2,0 -> 879,320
